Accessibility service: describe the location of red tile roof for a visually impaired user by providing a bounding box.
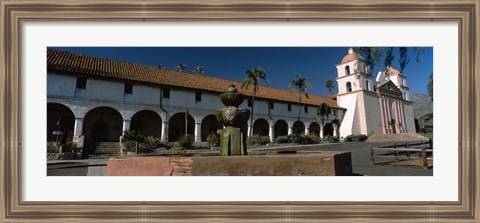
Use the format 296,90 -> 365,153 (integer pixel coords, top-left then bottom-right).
47,49 -> 344,110
387,66 -> 401,75
340,48 -> 364,64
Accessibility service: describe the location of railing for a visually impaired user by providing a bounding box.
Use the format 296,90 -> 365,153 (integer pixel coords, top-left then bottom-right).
368,140 -> 433,169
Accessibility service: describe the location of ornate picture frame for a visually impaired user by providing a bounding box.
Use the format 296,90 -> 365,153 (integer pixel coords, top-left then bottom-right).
1,0 -> 478,222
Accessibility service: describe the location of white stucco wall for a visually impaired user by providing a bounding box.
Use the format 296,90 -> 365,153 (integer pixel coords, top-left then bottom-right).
48,72 -> 345,142
403,103 -> 416,133
47,73 -> 77,97
361,92 -> 383,135
337,93 -> 358,137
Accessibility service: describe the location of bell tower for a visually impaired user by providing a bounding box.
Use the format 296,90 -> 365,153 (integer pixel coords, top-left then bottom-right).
336,48 -> 373,95
335,48 -> 378,137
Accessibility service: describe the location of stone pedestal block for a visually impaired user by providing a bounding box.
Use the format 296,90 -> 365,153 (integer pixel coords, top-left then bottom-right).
219,127 -> 248,156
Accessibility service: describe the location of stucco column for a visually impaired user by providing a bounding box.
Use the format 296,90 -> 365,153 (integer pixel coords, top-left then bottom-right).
305,126 -> 310,135
393,100 -> 400,134
288,124 -> 293,135
333,124 -> 338,137
194,122 -> 202,142
379,97 -> 386,134
320,123 -> 324,138
396,100 -> 402,133
161,120 -> 168,142
400,102 -> 406,133
386,98 -> 392,134
382,96 -> 389,133
247,123 -> 253,137
269,124 -> 274,142
122,119 -> 131,132
73,117 -> 84,137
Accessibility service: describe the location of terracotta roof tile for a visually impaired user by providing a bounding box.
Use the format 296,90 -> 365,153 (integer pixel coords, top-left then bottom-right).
47,49 -> 344,110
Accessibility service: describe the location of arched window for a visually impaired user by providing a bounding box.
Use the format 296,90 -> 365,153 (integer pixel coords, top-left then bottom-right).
345,65 -> 351,75
365,80 -> 370,91
346,82 -> 352,92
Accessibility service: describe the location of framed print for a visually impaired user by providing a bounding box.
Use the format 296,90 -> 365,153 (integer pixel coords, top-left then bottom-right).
1,0 -> 479,222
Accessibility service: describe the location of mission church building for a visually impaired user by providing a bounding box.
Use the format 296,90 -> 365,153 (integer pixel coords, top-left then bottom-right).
47,48 -> 415,153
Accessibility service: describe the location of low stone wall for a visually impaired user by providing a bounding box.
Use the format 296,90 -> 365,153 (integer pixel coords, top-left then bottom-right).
106,156 -> 192,176
192,152 -> 352,176
106,152 -> 352,176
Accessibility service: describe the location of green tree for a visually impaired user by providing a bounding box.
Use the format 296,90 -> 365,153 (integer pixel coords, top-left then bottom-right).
157,64 -> 164,68
353,47 -> 425,72
316,102 -> 332,127
325,80 -> 335,93
175,63 -> 188,72
427,72 -> 433,101
192,66 -> 205,75
241,67 -> 269,136
289,75 -> 312,120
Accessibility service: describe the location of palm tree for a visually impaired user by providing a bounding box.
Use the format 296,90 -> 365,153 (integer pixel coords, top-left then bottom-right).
325,80 -> 335,93
241,67 -> 269,137
193,66 -> 205,75
289,75 -> 311,120
316,102 -> 332,137
175,63 -> 188,72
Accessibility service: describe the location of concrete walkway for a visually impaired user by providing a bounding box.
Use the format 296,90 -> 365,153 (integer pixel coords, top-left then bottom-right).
47,141 -> 432,176
47,159 -> 107,176
251,141 -> 433,176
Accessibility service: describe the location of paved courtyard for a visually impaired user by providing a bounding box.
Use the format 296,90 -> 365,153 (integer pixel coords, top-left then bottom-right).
47,141 -> 432,176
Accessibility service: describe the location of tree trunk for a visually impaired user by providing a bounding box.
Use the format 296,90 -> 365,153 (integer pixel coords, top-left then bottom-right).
249,89 -> 256,137
297,93 -> 302,120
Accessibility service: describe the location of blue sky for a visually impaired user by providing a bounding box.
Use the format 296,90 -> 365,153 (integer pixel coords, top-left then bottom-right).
50,47 -> 433,96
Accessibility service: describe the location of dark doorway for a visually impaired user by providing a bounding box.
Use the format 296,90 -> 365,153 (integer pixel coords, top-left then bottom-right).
93,122 -> 109,142
323,123 -> 333,137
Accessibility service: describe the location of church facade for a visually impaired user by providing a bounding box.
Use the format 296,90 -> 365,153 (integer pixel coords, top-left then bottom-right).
46,48 -> 415,150
336,48 -> 416,137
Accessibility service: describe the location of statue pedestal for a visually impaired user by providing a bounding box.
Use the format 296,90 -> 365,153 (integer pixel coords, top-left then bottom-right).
220,127 -> 247,156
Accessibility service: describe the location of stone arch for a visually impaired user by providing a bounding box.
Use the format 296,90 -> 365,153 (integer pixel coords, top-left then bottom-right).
130,110 -> 162,138
323,123 -> 334,137
168,112 -> 195,142
309,122 -> 321,136
293,121 -> 305,135
273,119 -> 288,138
201,114 -> 222,141
83,106 -> 123,143
253,118 -> 269,136
47,103 -> 76,143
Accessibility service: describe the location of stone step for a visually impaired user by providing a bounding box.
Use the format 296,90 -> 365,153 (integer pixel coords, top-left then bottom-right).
366,133 -> 430,143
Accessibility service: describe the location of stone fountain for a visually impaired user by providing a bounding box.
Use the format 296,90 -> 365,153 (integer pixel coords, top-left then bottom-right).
215,85 -> 250,156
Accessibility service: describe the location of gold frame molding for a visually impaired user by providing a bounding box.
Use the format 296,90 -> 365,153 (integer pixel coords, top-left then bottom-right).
1,0 -> 479,222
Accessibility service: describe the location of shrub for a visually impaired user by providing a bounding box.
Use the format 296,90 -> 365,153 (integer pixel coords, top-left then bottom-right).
286,134 -> 302,143
123,130 -> 144,143
206,133 -> 220,147
140,136 -> 164,152
274,135 -> 290,144
124,141 -> 137,152
343,134 -> 368,142
274,134 -> 320,144
63,142 -> 78,152
303,134 -> 321,144
356,134 -> 368,142
323,135 -> 339,143
247,135 -> 270,146
47,142 -> 59,153
343,135 -> 357,142
177,134 -> 195,149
